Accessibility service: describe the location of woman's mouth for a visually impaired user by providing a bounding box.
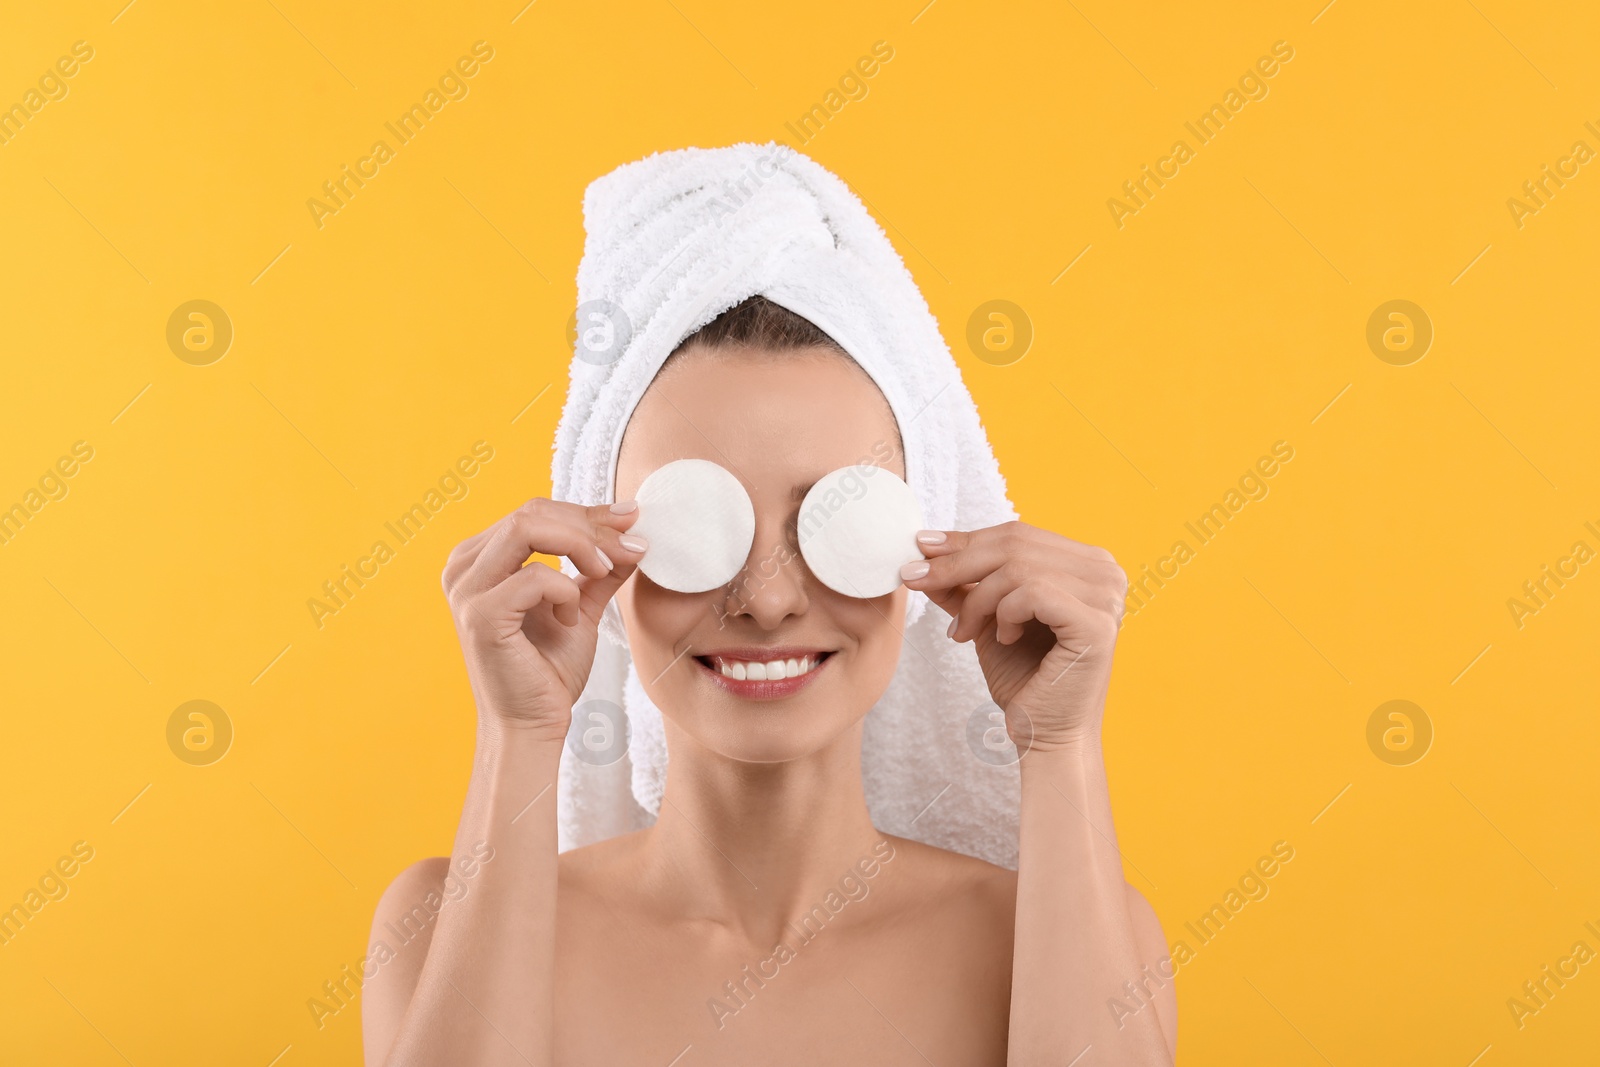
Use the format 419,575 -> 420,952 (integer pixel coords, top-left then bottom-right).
694,648 -> 834,699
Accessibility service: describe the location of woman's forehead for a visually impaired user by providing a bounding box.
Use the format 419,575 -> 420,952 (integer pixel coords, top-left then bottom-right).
615,349 -> 902,500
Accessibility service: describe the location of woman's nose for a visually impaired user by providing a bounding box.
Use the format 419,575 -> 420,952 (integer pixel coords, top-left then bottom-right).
720,531 -> 809,629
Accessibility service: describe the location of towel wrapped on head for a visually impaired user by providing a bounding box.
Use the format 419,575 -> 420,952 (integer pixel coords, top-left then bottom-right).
551,142 -> 1022,868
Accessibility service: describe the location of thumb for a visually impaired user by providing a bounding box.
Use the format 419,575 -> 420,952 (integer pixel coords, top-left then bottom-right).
573,502 -> 646,622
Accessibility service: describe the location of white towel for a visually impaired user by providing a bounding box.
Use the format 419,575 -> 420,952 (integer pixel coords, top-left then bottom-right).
550,142 -> 1023,868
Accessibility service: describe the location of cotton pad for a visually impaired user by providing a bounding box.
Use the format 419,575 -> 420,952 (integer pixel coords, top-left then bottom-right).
798,466 -> 925,598
629,459 -> 755,593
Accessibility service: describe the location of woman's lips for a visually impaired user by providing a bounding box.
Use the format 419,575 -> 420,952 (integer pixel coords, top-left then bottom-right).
695,649 -> 834,700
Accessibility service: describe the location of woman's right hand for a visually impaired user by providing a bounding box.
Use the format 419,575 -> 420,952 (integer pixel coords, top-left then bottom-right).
440,498 -> 646,739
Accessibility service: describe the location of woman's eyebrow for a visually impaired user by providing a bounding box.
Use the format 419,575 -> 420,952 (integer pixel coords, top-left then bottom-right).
790,482 -> 813,503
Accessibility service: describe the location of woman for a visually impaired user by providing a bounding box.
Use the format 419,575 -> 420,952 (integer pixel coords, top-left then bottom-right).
363,145 -> 1176,1066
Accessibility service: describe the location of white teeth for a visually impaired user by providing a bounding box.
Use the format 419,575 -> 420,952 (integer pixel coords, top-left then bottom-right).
712,654 -> 824,681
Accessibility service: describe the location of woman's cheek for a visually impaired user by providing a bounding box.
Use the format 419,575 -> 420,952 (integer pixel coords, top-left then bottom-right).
619,577 -> 714,665
838,590 -> 906,691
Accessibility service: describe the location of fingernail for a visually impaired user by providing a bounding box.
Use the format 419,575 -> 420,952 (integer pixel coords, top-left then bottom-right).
595,547 -> 614,572
916,530 -> 946,545
610,500 -> 638,514
618,534 -> 649,553
946,615 -> 959,639
900,560 -> 931,581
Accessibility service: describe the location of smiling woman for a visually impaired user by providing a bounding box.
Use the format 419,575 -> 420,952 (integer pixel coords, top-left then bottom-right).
362,144 -> 1175,1067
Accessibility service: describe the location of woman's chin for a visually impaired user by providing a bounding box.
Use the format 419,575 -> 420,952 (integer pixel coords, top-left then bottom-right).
666,703 -> 863,767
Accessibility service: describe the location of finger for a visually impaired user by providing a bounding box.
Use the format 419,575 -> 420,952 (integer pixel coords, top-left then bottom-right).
995,581 -> 1120,649
990,579 -> 1090,646
915,578 -> 974,621
906,528 -> 1120,598
464,505 -> 593,592
573,550 -> 643,625
447,499 -> 641,593
569,497 -> 657,620
946,563 -> 1025,643
914,522 -> 1118,564
473,560 -> 584,629
565,501 -> 647,575
902,533 -> 1040,602
953,567 -> 1111,644
442,525 -> 503,594
578,502 -> 648,613
908,532 -> 1009,593
461,499 -> 643,595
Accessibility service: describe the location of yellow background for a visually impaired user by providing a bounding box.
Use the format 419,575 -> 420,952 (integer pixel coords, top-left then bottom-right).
2,0 -> 1596,1063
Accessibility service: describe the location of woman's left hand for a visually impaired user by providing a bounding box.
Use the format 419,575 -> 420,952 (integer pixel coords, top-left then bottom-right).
899,521 -> 1128,750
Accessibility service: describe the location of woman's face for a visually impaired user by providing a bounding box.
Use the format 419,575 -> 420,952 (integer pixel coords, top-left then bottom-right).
614,344 -> 907,764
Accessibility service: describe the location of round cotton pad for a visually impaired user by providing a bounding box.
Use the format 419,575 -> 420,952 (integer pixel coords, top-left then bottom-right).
798,466 -> 925,598
629,459 -> 755,593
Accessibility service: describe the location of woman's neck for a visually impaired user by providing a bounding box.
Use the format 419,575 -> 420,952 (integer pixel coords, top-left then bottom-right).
640,720 -> 885,947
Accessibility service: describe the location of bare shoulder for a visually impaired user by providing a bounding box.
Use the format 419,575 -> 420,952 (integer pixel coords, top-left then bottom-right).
877,833 -> 1017,929
1124,883 -> 1165,945
372,844 -> 500,938
378,854 -> 452,908
1122,882 -> 1179,1051
859,833 -> 1017,1012
361,845 -> 503,1060
555,828 -> 649,902
368,855 -> 452,970
362,856 -> 453,1065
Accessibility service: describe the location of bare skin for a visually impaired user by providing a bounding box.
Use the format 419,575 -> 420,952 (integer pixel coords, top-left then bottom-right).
363,346 -> 1177,1066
